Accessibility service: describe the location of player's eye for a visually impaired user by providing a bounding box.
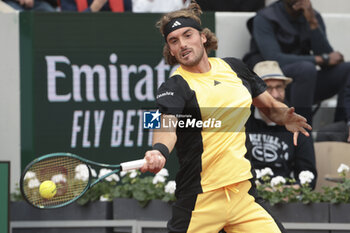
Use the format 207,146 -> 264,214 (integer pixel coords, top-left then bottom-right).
169,39 -> 177,44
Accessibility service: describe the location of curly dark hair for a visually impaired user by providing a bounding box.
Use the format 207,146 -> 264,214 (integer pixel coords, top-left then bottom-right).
156,1 -> 218,65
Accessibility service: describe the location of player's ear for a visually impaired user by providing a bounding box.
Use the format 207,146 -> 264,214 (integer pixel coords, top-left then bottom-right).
168,44 -> 175,57
201,32 -> 207,44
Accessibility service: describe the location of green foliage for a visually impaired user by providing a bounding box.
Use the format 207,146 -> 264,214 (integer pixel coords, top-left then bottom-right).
12,165 -> 350,208
321,174 -> 350,204
77,181 -> 118,205
112,173 -> 168,207
77,170 -> 176,207
10,184 -> 24,202
256,167 -> 350,206
12,169 -> 176,208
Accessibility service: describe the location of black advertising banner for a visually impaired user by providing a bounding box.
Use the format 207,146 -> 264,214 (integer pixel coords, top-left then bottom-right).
20,12 -> 215,178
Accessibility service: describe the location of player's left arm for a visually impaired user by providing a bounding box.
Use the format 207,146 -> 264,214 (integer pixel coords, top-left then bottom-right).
252,91 -> 312,145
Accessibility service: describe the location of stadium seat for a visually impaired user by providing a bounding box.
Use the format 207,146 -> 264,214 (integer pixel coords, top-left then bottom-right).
314,141 -> 350,192
0,0 -> 16,12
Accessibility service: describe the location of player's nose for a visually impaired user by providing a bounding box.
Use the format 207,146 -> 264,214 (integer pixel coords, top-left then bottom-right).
179,38 -> 187,49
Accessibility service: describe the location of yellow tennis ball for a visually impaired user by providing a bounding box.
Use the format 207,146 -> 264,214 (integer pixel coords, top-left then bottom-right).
39,180 -> 57,199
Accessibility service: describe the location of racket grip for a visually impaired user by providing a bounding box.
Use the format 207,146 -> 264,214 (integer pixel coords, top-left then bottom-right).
121,159 -> 146,171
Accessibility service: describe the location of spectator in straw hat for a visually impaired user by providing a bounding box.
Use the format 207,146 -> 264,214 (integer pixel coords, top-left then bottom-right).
246,61 -> 317,189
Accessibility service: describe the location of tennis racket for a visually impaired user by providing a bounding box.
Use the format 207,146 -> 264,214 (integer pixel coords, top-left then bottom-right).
20,152 -> 145,209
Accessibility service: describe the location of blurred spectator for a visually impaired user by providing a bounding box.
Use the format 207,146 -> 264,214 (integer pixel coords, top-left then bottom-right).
265,0 -> 277,6
132,0 -> 190,13
243,0 -> 350,125
316,121 -> 348,142
60,0 -> 131,12
3,0 -> 56,11
246,61 -> 317,189
316,76 -> 350,143
346,77 -> 350,142
196,0 -> 265,12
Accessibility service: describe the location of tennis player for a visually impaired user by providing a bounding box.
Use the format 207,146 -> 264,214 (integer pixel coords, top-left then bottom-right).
141,2 -> 311,232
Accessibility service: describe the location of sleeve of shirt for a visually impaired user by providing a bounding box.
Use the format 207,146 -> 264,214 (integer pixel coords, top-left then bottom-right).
293,135 -> 318,189
309,13 -> 333,54
156,75 -> 191,115
253,14 -> 316,67
223,57 -> 267,98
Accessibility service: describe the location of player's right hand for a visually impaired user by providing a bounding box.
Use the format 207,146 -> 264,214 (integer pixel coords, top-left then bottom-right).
140,150 -> 166,174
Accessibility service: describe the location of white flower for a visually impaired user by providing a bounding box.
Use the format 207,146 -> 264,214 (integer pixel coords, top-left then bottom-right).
152,168 -> 169,185
153,174 -> 166,184
255,180 -> 261,186
108,174 -> 120,182
99,195 -> 109,202
119,170 -> 138,178
255,169 -> 262,179
28,178 -> 40,188
120,171 -> 127,177
157,168 -> 169,177
75,173 -> 89,182
24,171 -> 36,180
299,170 -> 315,185
91,168 -> 97,177
270,176 -> 286,187
337,163 -> 350,174
75,164 -> 89,181
75,164 -> 88,173
51,174 -> 67,183
165,181 -> 176,194
129,170 -> 138,178
98,168 -> 111,178
260,167 -> 274,177
99,168 -> 120,182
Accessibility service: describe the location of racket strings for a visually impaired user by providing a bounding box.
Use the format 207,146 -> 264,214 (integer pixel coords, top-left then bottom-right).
22,156 -> 89,208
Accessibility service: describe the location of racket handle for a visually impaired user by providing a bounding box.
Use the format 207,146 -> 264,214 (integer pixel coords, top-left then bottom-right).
121,159 -> 146,171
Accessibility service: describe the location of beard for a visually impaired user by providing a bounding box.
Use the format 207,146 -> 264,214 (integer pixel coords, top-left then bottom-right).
178,46 -> 205,67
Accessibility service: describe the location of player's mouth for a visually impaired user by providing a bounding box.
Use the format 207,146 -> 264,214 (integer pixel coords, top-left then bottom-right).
181,49 -> 192,58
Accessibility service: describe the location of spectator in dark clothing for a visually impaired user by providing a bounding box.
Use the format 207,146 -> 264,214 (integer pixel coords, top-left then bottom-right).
316,76 -> 350,143
243,0 -> 350,126
346,77 -> 350,142
196,0 -> 265,12
60,0 -> 131,12
246,61 -> 317,189
316,121 -> 348,142
4,0 -> 55,11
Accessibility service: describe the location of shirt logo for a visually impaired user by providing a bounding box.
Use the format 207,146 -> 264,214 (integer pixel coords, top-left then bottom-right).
156,91 -> 174,99
214,80 -> 221,86
172,21 -> 181,28
249,134 -> 289,162
143,110 -> 161,129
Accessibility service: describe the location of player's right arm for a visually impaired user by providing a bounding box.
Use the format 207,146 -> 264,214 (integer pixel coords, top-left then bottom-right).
141,114 -> 177,174
142,74 -> 189,173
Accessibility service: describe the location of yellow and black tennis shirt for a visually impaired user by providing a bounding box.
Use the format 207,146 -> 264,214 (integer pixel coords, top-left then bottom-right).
156,57 -> 266,197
